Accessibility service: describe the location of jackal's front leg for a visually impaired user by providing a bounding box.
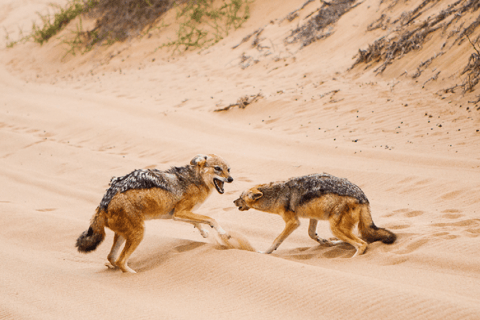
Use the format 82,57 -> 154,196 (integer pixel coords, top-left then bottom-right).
193,223 -> 209,238
262,216 -> 300,254
174,210 -> 230,239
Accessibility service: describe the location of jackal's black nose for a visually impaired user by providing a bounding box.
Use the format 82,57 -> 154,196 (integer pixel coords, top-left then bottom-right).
227,177 -> 233,183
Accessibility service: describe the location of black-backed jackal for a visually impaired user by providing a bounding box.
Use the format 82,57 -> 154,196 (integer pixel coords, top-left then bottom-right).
234,173 -> 396,256
76,154 -> 233,273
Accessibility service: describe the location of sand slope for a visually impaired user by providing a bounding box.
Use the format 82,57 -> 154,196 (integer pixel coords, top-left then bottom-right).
1,0 -> 480,319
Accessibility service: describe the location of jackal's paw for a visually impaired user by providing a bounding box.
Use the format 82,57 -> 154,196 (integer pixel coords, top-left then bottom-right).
259,248 -> 274,254
219,232 -> 231,240
329,240 -> 344,245
198,228 -> 209,238
217,227 -> 231,239
316,238 -> 331,245
328,237 -> 343,245
122,266 -> 137,274
105,262 -> 118,270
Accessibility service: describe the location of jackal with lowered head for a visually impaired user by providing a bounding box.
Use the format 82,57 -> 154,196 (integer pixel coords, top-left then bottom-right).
234,173 -> 396,256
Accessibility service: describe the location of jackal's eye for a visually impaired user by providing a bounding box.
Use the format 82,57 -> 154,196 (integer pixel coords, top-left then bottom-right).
214,166 -> 222,172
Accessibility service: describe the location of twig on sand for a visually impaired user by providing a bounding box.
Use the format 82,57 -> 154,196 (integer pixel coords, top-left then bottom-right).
214,93 -> 264,112
423,71 -> 441,87
232,27 -> 264,49
466,34 -> 480,56
319,89 -> 340,98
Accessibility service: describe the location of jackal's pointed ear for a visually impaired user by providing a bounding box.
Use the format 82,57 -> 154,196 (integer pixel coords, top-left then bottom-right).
250,188 -> 263,200
190,154 -> 208,167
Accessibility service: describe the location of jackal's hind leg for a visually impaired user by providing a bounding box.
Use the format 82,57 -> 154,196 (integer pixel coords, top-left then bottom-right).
329,214 -> 367,257
106,233 -> 125,269
308,219 -> 342,246
115,228 -> 144,274
308,219 -> 329,245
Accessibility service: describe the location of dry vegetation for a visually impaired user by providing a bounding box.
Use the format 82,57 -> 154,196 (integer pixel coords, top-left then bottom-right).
6,0 -> 251,55
350,0 -> 480,93
231,0 -> 363,71
85,0 -> 176,46
214,93 -> 263,111
285,0 -> 360,47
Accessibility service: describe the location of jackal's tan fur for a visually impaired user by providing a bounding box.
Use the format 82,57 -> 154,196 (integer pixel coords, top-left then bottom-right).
76,154 -> 233,273
234,173 -> 396,256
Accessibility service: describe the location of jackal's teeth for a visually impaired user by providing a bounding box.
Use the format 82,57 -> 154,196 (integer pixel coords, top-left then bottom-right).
213,178 -> 224,194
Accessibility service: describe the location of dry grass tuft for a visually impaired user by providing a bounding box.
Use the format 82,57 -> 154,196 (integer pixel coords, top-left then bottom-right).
285,0 -> 359,48
85,0 -> 176,47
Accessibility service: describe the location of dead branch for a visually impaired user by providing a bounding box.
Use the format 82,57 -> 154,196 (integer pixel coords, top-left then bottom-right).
423,71 -> 441,86
214,93 -> 263,112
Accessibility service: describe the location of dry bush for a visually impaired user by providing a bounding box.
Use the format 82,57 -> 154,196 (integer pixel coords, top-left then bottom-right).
82,0 -> 250,52
285,0 -> 358,48
24,0 -> 250,57
353,24 -> 439,74
459,36 -> 480,92
351,0 -> 480,86
85,0 -> 177,46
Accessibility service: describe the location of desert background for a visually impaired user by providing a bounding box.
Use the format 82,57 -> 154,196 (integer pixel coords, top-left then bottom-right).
1,0 -> 480,319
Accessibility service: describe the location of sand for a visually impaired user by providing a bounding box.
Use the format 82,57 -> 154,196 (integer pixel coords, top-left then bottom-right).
1,0 -> 480,319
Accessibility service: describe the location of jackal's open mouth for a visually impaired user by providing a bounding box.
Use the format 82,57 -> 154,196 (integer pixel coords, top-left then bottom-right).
213,178 -> 224,194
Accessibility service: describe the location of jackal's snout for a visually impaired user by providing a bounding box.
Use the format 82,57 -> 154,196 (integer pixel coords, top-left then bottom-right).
233,197 -> 249,211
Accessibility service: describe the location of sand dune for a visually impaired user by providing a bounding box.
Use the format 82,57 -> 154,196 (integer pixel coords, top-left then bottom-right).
1,0 -> 480,319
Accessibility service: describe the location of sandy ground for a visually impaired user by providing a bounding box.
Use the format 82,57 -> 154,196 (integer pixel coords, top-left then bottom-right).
1,0 -> 480,319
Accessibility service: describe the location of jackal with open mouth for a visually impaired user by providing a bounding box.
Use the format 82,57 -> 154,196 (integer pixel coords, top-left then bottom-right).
76,154 -> 233,273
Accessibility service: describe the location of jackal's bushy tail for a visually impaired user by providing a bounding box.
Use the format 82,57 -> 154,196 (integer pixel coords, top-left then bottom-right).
358,205 -> 396,244
76,207 -> 106,253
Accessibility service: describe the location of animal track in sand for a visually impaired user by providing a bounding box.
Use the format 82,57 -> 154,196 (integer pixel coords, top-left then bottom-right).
464,227 -> 480,237
404,210 -> 424,218
322,245 -> 354,258
432,232 -> 458,240
431,219 -> 480,228
174,242 -> 206,253
383,208 -> 409,218
439,189 -> 464,201
441,209 -> 463,219
384,209 -> 423,218
237,176 -> 254,182
395,238 -> 429,255
442,208 -> 461,213
431,219 -> 480,238
388,224 -> 410,230
442,213 -> 464,219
